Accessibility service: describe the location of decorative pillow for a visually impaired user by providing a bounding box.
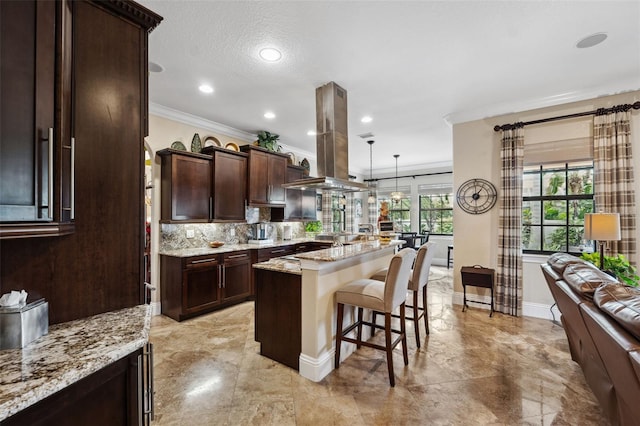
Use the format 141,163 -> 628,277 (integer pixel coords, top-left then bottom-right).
547,253 -> 583,275
563,262 -> 618,299
594,283 -> 640,340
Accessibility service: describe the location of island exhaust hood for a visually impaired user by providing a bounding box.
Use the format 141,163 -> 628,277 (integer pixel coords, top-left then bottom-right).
282,82 -> 368,193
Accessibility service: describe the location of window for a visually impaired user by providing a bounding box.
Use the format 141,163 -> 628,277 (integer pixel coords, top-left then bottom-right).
388,198 -> 411,232
522,161 -> 594,253
419,194 -> 453,235
330,194 -> 346,232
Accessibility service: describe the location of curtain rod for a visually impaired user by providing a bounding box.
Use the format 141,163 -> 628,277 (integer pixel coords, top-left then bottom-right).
364,170 -> 452,183
493,101 -> 640,132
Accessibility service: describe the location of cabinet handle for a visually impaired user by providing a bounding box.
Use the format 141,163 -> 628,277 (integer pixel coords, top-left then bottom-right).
267,184 -> 271,201
137,353 -> 144,425
71,137 -> 75,220
190,258 -> 216,265
209,196 -> 213,221
271,249 -> 286,254
227,253 -> 247,259
218,264 -> 222,288
47,127 -> 54,220
222,265 -> 226,288
145,342 -> 154,421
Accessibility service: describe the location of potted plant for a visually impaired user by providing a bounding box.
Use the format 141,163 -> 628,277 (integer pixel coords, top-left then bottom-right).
256,131 -> 281,152
580,252 -> 639,287
304,220 -> 322,239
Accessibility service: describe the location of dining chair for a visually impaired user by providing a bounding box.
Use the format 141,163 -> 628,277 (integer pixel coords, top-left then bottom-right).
370,242 -> 436,348
334,248 -> 416,386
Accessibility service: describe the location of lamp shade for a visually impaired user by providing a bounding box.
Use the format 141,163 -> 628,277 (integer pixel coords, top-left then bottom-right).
584,213 -> 621,241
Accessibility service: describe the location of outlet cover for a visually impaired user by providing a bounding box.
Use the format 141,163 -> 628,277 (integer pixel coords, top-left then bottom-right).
186,229 -> 195,239
229,228 -> 235,236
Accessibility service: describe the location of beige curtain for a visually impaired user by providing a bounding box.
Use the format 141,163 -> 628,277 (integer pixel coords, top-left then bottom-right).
593,110 -> 637,261
497,126 -> 524,316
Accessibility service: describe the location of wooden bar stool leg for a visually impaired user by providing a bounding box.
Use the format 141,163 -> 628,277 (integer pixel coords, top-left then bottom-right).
423,287 -> 429,335
335,303 -> 344,369
356,307 -> 363,349
385,312 -> 395,387
371,311 -> 377,337
412,290 -> 420,348
400,303 -> 408,365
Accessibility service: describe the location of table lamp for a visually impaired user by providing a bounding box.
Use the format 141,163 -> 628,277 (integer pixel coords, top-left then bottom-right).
584,213 -> 621,270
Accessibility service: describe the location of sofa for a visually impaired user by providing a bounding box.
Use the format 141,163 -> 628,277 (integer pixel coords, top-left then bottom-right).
541,253 -> 640,425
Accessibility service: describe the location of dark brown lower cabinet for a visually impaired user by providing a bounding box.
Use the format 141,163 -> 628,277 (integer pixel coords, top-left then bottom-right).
161,251 -> 252,321
254,269 -> 301,370
3,349 -> 143,426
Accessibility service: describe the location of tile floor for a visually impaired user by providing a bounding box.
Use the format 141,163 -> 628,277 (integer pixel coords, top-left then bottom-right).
149,267 -> 609,425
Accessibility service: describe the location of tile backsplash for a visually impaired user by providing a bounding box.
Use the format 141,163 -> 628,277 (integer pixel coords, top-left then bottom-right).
160,221 -> 306,251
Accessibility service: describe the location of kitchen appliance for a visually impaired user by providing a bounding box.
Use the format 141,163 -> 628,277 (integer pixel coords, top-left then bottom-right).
282,82 -> 368,193
283,225 -> 292,240
254,223 -> 273,240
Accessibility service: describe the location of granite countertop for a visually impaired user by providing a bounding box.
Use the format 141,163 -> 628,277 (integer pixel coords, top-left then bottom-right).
0,304 -> 151,421
253,257 -> 302,275
159,238 -> 318,258
295,240 -> 402,262
252,240 -> 403,275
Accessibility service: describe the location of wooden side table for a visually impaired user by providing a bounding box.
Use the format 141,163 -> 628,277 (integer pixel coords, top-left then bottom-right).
460,265 -> 495,317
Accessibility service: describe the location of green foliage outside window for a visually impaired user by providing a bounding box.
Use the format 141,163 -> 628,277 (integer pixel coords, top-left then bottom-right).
419,194 -> 453,235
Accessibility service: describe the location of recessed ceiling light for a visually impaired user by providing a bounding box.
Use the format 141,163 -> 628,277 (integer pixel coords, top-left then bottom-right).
307,130 -> 316,136
264,111 -> 276,119
259,48 -> 282,62
576,32 -> 607,49
361,116 -> 373,123
198,84 -> 214,94
149,61 -> 164,73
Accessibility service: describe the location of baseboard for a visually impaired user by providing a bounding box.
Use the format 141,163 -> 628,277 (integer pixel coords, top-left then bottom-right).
453,291 -> 560,321
298,328 -> 362,382
150,301 -> 161,317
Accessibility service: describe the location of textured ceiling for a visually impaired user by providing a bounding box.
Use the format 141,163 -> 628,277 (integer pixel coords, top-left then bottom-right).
141,0 -> 640,174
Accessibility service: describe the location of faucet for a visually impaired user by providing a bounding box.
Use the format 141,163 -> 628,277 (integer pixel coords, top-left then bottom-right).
332,234 -> 343,247
360,223 -> 374,240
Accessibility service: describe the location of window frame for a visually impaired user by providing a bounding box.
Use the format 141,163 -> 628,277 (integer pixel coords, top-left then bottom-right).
387,197 -> 411,232
418,193 -> 453,236
522,162 -> 594,255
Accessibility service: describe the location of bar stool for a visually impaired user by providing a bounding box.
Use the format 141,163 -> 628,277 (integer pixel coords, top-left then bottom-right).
334,248 -> 416,387
370,242 -> 436,347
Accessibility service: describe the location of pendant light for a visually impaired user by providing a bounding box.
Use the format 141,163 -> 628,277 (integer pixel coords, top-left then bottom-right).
367,140 -> 376,204
390,154 -> 403,203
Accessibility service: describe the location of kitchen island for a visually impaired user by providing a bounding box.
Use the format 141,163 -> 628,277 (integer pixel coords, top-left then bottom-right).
253,241 -> 401,382
0,305 -> 151,425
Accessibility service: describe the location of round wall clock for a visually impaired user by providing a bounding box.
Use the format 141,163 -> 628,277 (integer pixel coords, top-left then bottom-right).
456,178 -> 498,214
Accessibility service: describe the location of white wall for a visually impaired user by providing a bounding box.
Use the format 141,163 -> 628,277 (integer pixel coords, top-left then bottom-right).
452,91 -> 640,319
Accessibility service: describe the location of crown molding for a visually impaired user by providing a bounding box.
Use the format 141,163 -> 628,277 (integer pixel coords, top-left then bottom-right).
443,82 -> 640,126
149,102 -> 256,142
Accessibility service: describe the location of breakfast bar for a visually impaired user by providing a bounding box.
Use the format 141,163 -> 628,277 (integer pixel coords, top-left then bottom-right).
253,241 -> 401,382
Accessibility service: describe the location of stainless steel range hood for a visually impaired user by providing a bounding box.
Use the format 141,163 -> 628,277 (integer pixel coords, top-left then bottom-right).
282,82 -> 368,193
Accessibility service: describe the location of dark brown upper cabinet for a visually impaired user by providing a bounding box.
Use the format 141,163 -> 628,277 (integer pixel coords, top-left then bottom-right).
240,146 -> 288,207
0,0 -> 74,239
203,146 -> 248,222
159,149 -> 212,223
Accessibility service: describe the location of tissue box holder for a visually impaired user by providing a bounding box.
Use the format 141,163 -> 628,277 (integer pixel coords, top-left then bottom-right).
0,299 -> 49,350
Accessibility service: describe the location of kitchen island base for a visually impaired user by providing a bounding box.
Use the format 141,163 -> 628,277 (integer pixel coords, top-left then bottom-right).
253,242 -> 399,382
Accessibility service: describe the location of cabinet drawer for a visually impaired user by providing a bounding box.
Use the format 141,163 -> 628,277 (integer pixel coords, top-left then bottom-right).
223,250 -> 250,263
185,256 -> 219,269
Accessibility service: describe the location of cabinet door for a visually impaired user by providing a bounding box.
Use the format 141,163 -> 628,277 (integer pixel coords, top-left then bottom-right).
0,0 -> 55,222
267,155 -> 287,204
222,251 -> 251,302
183,257 -> 220,314
213,151 -> 246,221
160,152 -> 211,222
247,149 -> 269,205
